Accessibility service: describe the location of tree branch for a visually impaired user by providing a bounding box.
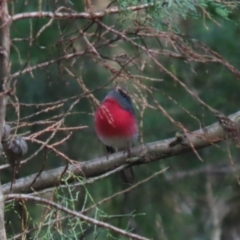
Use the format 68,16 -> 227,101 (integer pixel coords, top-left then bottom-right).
0,0 -> 11,239
11,3 -> 156,21
11,50 -> 87,79
3,109 -> 239,195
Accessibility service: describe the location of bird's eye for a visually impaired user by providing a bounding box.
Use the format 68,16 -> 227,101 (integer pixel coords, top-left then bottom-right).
120,91 -> 127,98
118,88 -> 132,104
118,89 -> 128,99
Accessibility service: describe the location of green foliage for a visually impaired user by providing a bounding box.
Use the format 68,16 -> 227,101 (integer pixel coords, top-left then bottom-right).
116,0 -> 236,30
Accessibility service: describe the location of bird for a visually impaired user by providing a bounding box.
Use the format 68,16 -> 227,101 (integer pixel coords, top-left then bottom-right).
94,87 -> 138,183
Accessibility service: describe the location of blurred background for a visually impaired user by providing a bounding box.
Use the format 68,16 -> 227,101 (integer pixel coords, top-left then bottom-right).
3,0 -> 240,239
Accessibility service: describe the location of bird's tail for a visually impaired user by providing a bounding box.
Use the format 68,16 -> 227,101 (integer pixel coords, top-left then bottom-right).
106,146 -> 134,184
120,167 -> 134,184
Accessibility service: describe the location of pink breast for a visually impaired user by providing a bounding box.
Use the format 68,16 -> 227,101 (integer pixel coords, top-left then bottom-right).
95,98 -> 137,138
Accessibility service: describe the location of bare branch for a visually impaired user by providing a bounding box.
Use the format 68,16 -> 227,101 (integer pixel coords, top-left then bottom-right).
12,3 -> 156,22
0,0 -> 11,239
11,51 -> 86,79
3,109 -> 239,195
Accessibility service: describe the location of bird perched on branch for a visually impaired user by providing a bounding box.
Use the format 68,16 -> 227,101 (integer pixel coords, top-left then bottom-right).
94,87 -> 138,183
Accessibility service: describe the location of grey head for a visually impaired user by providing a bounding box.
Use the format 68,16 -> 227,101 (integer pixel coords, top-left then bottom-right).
104,87 -> 135,114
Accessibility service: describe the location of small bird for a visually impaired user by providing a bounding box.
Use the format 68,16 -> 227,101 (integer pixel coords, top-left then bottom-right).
94,87 -> 138,183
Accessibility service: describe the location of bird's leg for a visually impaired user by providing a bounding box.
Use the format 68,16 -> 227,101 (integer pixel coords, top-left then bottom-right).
126,143 -> 139,163
106,145 -> 115,159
